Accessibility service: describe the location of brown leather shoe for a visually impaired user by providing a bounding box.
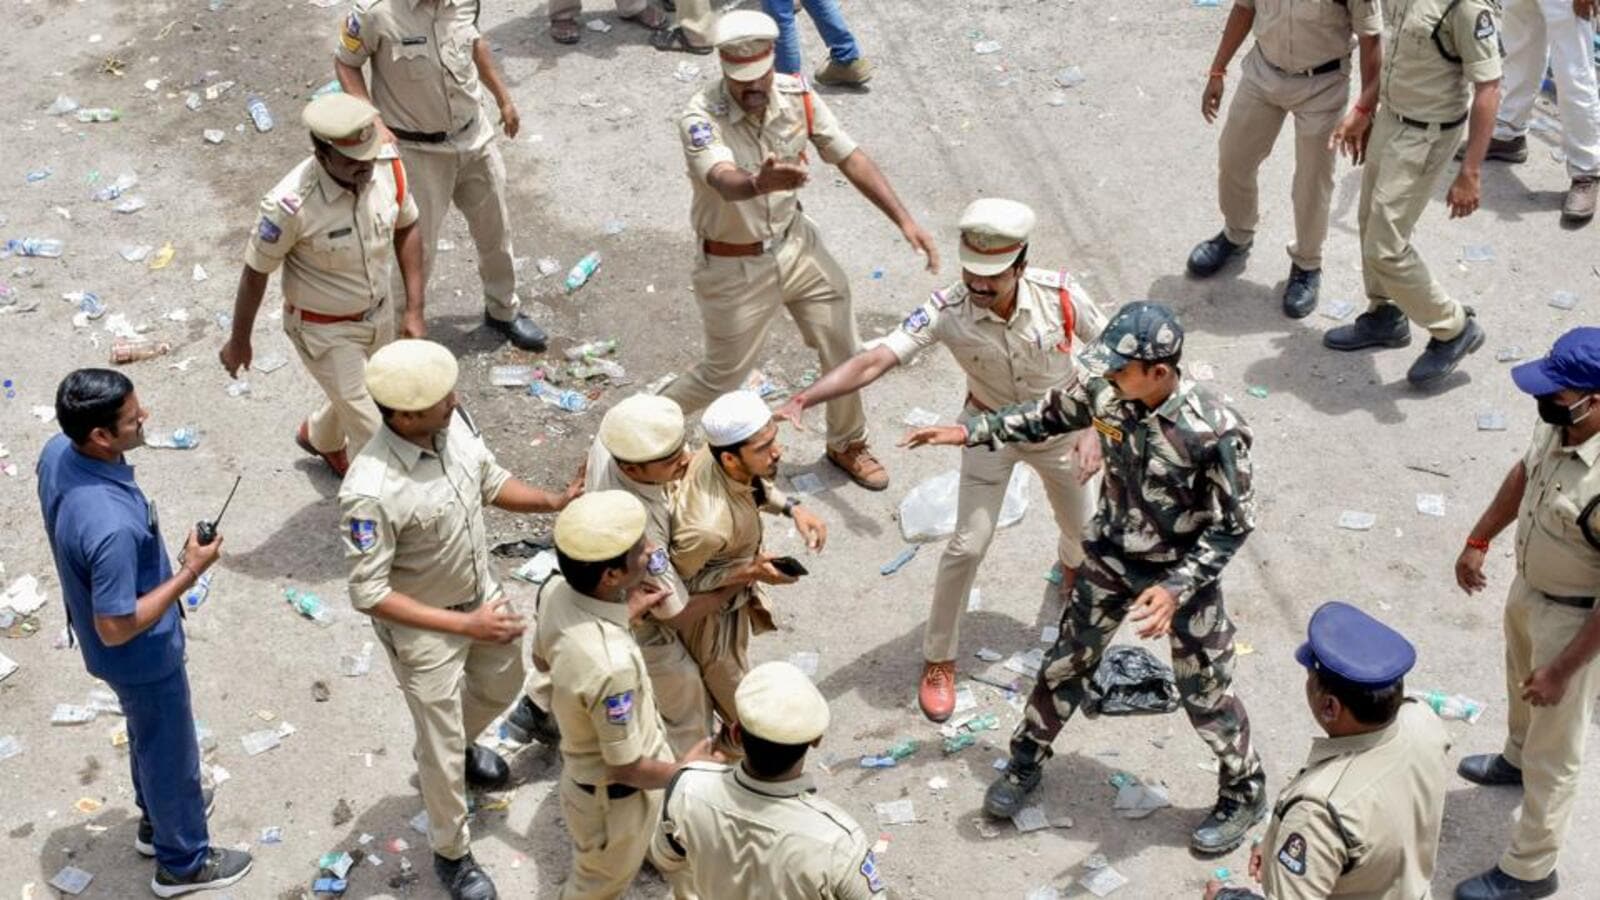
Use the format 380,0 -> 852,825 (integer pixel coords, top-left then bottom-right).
549,19 -> 580,44
620,5 -> 669,30
813,57 -> 876,87
826,440 -> 888,491
918,660 -> 957,722
1562,176 -> 1598,223
295,422 -> 349,477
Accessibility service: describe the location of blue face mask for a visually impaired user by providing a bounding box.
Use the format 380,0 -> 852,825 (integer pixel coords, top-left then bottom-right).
646,547 -> 669,576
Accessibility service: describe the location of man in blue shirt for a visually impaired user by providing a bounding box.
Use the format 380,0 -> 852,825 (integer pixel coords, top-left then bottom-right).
36,369 -> 252,897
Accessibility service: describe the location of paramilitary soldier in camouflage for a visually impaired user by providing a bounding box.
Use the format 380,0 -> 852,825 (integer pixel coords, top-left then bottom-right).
903,301 -> 1267,855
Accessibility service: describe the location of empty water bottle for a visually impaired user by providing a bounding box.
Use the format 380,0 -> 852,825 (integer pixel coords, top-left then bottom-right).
564,252 -> 601,293
6,238 -> 64,258
182,573 -> 212,611
246,94 -> 274,132
146,426 -> 201,449
1413,690 -> 1484,723
563,338 -> 618,361
75,108 -> 120,123
110,337 -> 171,365
284,587 -> 334,626
529,381 -> 589,412
92,173 -> 138,202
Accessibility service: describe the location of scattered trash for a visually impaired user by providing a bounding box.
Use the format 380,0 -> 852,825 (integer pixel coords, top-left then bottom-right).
975,647 -> 1003,663
1549,291 -> 1580,310
565,252 -> 602,293
320,851 -> 355,879
1320,299 -> 1356,321
25,168 -> 53,183
0,651 -> 16,683
1461,244 -> 1494,263
879,545 -> 918,576
76,108 -> 120,123
49,866 -> 94,895
1495,346 -> 1524,363
1236,641 -> 1255,656
565,338 -> 618,361
1337,510 -> 1376,531
92,173 -> 138,202
225,380 -> 251,398
1040,624 -> 1059,644
74,797 -> 103,814
1025,887 -> 1062,900
246,94 -> 274,132
1246,385 -> 1269,399
788,650 -> 819,677
409,809 -> 430,834
313,877 -> 348,894
260,826 -> 284,844
673,60 -> 702,82
490,365 -> 541,387
205,80 -> 236,102
52,704 -> 97,726
1005,647 -> 1046,679
1476,411 -> 1507,431
1053,66 -> 1086,89
203,128 -> 226,144
110,337 -> 171,365
1083,645 -> 1180,717
6,238 -> 64,258
240,729 -> 282,756
535,257 -> 561,277
512,550 -> 559,585
602,219 -> 626,235
146,427 -> 201,449
529,381 -> 588,412
902,407 -> 941,427
972,39 -> 1002,54
926,776 -> 948,791
1114,780 -> 1171,819
339,642 -> 374,677
1416,494 -> 1446,517
874,799 -> 917,825
0,735 -> 22,762
1079,860 -> 1129,897
120,245 -> 152,263
285,587 -> 335,626
1413,690 -> 1483,723
1193,0 -> 1222,6
47,95 -> 80,116
3,575 -> 48,616
149,242 -> 176,270
192,264 -> 209,282
900,468 -> 1030,541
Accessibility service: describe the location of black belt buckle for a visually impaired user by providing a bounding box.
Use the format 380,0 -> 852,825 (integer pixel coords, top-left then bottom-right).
576,781 -> 639,799
392,116 -> 476,145
1397,111 -> 1469,131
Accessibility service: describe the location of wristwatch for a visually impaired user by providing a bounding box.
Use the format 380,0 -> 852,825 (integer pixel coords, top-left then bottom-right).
782,496 -> 801,518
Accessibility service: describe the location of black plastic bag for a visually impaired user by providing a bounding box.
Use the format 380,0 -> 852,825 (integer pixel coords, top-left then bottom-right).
1083,645 -> 1180,717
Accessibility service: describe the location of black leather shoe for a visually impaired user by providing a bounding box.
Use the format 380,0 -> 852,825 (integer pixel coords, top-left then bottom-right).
1191,793 -> 1268,855
482,312 -> 549,352
1323,303 -> 1411,351
1454,866 -> 1558,900
1282,265 -> 1321,319
1458,753 -> 1523,787
982,760 -> 1042,818
503,695 -> 561,747
1407,310 -> 1484,386
1186,231 -> 1251,278
434,853 -> 498,900
464,745 -> 510,789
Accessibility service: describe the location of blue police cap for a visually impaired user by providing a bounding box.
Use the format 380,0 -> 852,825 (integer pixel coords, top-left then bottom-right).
1511,327 -> 1600,395
1293,601 -> 1415,687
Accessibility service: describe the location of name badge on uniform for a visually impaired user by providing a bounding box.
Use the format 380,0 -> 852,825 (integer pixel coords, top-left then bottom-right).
350,519 -> 377,552
604,691 -> 634,725
1277,832 -> 1308,877
328,227 -> 353,239
1092,417 -> 1124,444
401,35 -> 429,45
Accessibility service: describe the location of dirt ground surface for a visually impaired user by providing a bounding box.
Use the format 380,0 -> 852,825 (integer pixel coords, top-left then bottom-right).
3,0 -> 1599,897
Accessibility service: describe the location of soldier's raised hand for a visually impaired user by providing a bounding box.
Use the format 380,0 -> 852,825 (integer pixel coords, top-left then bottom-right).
898,425 -> 966,449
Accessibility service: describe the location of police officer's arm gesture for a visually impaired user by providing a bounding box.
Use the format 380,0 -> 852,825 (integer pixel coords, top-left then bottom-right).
1455,461 -> 1527,594
1201,3 -> 1255,123
471,36 -> 519,139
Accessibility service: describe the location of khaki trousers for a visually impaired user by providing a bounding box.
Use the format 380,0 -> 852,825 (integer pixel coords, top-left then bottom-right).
373,611 -> 525,859
681,592 -> 775,730
663,217 -> 867,451
399,141 -> 521,321
923,434 -> 1099,662
557,778 -> 696,900
549,0 -> 647,21
1358,111 -> 1469,340
1218,47 -> 1350,271
1498,577 -> 1600,880
638,625 -> 714,757
283,299 -> 394,455
672,0 -> 714,44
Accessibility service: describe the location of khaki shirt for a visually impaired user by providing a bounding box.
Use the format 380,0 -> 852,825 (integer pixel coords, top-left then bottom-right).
654,763 -> 885,899
339,413 -> 511,610
1239,0 -> 1382,73
244,157 -> 418,316
1260,702 -> 1450,898
1515,424 -> 1600,599
535,576 -> 673,783
584,435 -> 691,644
1379,0 -> 1502,122
336,0 -> 492,151
871,268 -> 1107,413
670,447 -> 789,627
679,76 -> 858,244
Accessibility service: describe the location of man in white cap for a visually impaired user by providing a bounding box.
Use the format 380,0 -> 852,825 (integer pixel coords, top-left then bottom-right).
653,660 -> 886,898
665,9 -> 941,493
776,198 -> 1106,723
334,0 -> 550,352
535,491 -> 719,899
671,390 -> 827,750
339,339 -> 582,900
220,92 -> 424,477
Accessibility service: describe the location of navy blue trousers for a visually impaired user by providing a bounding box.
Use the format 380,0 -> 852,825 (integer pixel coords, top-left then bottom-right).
110,666 -> 209,875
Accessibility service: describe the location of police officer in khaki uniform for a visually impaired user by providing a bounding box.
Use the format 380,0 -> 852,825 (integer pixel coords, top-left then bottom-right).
535,491 -> 717,900
666,9 -> 940,492
339,339 -> 579,900
1452,328 -> 1600,900
1322,0 -> 1501,386
1203,601 -> 1450,900
775,198 -> 1106,723
220,94 -> 422,476
654,661 -> 886,899
333,0 -> 549,351
1188,0 -> 1383,318
651,0 -> 715,52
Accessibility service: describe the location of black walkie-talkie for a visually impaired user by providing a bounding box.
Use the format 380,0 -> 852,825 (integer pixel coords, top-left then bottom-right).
196,476 -> 241,546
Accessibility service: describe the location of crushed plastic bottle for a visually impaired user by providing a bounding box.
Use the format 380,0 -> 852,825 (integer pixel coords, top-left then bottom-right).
92,173 -> 138,202
182,572 -> 212,612
1414,690 -> 1484,724
6,238 -> 64,258
145,426 -> 201,449
246,94 -> 274,132
564,251 -> 601,293
75,107 -> 120,123
284,587 -> 334,626
110,338 -> 171,365
529,381 -> 589,412
25,168 -> 52,183
885,739 -> 920,761
563,338 -> 618,361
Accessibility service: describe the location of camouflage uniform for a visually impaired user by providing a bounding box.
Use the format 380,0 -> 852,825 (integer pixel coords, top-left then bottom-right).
966,316 -> 1266,807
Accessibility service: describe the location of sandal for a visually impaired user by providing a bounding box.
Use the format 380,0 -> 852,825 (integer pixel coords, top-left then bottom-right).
621,5 -> 669,31
549,19 -> 580,44
650,25 -> 712,54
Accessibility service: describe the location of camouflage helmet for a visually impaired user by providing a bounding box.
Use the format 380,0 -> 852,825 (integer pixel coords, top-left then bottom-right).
1084,301 -> 1185,375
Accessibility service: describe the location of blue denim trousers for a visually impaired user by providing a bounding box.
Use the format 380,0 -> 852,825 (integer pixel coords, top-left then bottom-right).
762,0 -> 860,73
111,666 -> 210,875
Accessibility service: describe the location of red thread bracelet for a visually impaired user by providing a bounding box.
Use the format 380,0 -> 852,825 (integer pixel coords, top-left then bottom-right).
1465,537 -> 1490,552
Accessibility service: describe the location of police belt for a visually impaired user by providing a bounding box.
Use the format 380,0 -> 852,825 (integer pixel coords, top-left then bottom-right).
1262,54 -> 1343,78
391,116 -> 476,144
574,781 -> 639,799
1393,109 -> 1469,131
1543,593 -> 1597,610
286,294 -> 386,325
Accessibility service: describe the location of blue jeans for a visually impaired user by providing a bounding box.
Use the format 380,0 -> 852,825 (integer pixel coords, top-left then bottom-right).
111,667 -> 210,875
762,0 -> 860,74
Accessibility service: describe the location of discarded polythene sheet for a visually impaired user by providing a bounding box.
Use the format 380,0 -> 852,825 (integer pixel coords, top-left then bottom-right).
1080,645 -> 1180,717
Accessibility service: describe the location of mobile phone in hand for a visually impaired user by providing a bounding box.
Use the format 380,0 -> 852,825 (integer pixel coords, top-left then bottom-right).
770,555 -> 809,578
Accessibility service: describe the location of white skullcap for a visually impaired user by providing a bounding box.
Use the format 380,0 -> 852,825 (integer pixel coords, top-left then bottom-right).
701,390 -> 771,446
